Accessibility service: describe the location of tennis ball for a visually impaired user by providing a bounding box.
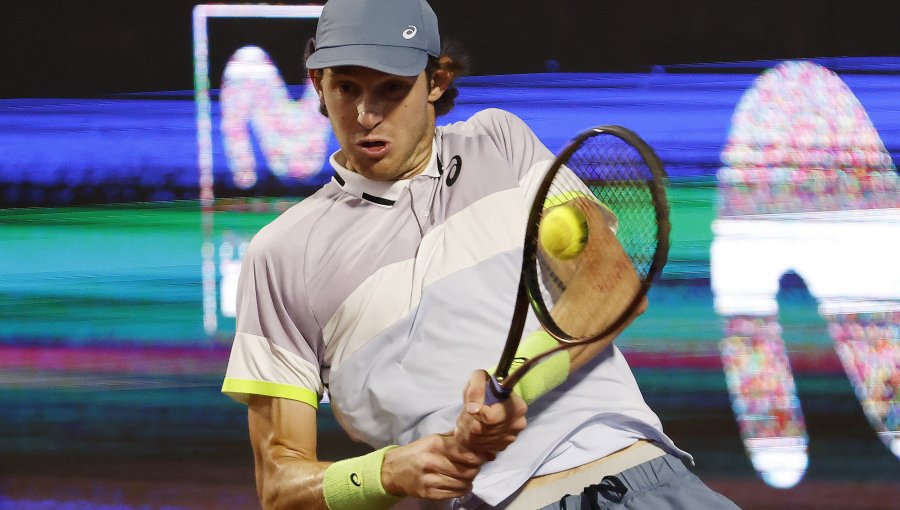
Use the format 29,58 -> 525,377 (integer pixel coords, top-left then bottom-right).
539,205 -> 589,259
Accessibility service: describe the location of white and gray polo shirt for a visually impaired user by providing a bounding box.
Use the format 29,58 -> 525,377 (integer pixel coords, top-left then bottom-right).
222,108 -> 688,507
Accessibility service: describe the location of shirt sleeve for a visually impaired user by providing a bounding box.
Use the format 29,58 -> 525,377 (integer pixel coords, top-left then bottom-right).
221,230 -> 324,408
466,108 -> 556,184
467,109 -> 616,223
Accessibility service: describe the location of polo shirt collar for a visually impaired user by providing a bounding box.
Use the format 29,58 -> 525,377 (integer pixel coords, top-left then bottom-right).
329,139 -> 441,207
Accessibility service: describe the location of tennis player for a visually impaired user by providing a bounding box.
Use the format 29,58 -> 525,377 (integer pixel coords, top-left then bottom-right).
222,0 -> 741,508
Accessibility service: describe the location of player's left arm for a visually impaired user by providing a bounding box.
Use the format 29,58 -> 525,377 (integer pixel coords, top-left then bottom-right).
491,197 -> 647,408
456,191 -> 645,421
545,196 -> 646,372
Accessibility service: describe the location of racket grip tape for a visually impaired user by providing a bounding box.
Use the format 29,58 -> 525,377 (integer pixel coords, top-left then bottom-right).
484,374 -> 512,405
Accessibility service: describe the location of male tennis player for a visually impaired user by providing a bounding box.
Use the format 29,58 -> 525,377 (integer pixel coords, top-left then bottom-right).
222,0 -> 740,508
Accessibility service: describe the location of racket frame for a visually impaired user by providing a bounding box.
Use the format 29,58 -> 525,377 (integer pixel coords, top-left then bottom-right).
493,125 -> 670,392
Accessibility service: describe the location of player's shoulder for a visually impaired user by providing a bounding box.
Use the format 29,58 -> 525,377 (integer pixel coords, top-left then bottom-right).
438,109 -> 535,156
246,185 -> 338,259
441,108 -> 528,135
469,107 -> 526,124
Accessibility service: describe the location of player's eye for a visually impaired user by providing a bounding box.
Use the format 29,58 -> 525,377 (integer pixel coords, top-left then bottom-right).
336,82 -> 356,94
382,80 -> 412,99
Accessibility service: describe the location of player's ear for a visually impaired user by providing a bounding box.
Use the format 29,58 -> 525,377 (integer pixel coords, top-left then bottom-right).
427,56 -> 456,102
309,69 -> 324,97
427,72 -> 449,102
309,69 -> 329,117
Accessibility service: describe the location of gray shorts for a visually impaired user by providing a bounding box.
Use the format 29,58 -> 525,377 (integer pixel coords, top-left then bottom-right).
539,454 -> 741,510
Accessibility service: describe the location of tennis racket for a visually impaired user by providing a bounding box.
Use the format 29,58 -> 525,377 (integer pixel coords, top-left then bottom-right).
486,125 -> 670,403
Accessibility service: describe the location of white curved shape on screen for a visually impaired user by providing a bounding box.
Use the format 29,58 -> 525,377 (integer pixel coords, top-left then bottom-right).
220,45 -> 331,189
712,211 -> 900,317
713,61 -> 900,488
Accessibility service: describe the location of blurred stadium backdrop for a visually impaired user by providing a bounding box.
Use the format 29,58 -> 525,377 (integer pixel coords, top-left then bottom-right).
1,3 -> 898,509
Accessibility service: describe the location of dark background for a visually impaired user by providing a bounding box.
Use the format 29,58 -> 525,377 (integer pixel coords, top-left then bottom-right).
2,0 -> 900,97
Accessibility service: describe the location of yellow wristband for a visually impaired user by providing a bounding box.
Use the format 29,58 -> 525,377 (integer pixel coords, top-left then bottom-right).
322,445 -> 401,510
508,331 -> 571,404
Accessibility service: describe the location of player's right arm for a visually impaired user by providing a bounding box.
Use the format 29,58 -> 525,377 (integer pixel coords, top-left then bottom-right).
248,395 -> 330,510
248,393 -> 495,510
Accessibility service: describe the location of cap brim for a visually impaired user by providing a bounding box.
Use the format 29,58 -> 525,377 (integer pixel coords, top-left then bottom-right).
306,44 -> 428,77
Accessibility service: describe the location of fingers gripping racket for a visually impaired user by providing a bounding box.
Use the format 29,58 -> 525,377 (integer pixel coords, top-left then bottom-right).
485,125 -> 670,404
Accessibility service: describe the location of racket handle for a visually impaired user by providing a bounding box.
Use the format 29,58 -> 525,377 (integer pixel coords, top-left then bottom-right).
484,374 -> 511,405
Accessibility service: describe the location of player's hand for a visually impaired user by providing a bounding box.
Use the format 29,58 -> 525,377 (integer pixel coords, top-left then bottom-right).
455,369 -> 528,455
380,432 -> 490,500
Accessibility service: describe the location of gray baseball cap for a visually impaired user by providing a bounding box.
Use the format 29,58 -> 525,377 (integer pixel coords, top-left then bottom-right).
306,0 -> 440,76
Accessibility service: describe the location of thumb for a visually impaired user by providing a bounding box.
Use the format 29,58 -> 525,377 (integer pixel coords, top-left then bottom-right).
464,369 -> 489,415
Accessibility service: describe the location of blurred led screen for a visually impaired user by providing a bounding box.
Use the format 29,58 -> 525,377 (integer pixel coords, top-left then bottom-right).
1,17 -> 898,496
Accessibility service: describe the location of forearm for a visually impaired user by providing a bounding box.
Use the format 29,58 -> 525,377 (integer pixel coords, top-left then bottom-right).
545,195 -> 646,373
507,255 -> 643,402
255,440 -> 401,510
505,276 -> 646,403
258,438 -> 482,509
256,449 -> 331,510
564,294 -> 646,371
248,396 -> 334,510
248,392 -> 484,509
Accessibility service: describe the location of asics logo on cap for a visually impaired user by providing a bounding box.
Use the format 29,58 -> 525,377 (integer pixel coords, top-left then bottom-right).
402,25 -> 417,39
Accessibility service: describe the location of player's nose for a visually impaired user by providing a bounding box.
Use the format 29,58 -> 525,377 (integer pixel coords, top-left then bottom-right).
357,101 -> 384,130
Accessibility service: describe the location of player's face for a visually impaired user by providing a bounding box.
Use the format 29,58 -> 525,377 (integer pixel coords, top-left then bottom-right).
313,66 -> 444,181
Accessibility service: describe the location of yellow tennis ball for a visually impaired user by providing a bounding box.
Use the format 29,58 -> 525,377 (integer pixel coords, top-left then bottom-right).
539,205 -> 589,259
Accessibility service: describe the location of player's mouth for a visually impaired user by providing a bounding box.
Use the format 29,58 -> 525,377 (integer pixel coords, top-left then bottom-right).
357,138 -> 390,158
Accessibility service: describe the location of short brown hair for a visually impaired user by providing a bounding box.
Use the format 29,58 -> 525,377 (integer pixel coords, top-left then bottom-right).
305,38 -> 470,117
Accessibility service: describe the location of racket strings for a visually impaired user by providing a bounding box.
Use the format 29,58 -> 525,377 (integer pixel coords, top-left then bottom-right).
536,169 -> 590,305
532,132 -> 662,341
571,136 -> 659,281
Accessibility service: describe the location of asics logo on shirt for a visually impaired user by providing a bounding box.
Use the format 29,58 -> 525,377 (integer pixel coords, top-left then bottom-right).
445,155 -> 462,186
402,25 -> 417,39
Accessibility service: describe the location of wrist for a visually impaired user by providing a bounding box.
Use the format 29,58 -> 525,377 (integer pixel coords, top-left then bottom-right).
380,444 -> 401,496
322,445 -> 400,510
